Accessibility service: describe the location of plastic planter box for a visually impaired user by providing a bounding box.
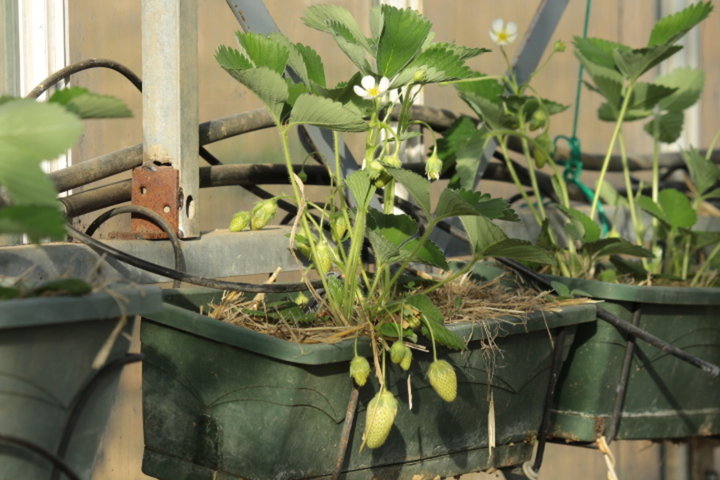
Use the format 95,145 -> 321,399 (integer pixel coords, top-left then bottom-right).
0,286 -> 162,480
548,277 -> 720,442
141,288 -> 596,480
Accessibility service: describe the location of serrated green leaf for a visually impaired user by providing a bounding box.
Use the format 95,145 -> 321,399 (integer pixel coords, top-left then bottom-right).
435,189 -> 513,220
215,45 -> 253,71
582,238 -> 653,259
49,87 -> 131,118
453,131 -> 486,190
573,37 -> 630,70
459,215 -> 508,254
368,229 -> 404,265
559,206 -> 601,243
401,237 -> 449,269
391,45 -> 476,87
296,43 -> 326,87
432,42 -> 489,60
655,67 -> 704,112
421,319 -> 465,350
235,32 -> 289,74
658,188 -> 697,229
346,169 -> 373,207
0,100 -> 81,205
0,205 -> 66,241
637,195 -> 669,223
405,294 -> 465,350
377,5 -> 432,78
612,45 -> 682,80
369,5 -> 383,39
302,4 -> 369,50
683,146 -> 720,196
387,167 -> 431,215
221,67 -> 288,122
481,238 -> 555,265
643,111 -> 684,143
331,22 -> 373,72
648,1 -> 713,47
289,93 -> 367,132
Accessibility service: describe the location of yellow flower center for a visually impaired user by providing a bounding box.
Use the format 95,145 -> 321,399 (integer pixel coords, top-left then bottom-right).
498,31 -> 509,42
368,87 -> 380,97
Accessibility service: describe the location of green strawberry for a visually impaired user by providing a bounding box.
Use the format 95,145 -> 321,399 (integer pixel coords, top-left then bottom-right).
349,355 -> 371,386
250,198 -> 278,230
313,239 -> 334,275
228,211 -> 250,232
390,341 -> 412,371
363,390 -> 398,449
427,359 -> 457,402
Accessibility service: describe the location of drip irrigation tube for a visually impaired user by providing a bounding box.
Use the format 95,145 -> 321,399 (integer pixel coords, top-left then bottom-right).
49,354 -> 143,480
0,435 -> 82,480
67,225 -> 319,293
85,205 -> 186,288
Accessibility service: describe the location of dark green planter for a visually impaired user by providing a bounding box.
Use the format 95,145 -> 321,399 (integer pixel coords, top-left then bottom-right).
548,276 -> 720,442
0,286 -> 162,480
141,288 -> 596,480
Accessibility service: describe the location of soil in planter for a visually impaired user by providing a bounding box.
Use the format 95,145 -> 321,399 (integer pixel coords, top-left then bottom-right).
206,270 -> 592,345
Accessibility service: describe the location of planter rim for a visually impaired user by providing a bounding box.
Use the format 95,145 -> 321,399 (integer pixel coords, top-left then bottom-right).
545,275 -> 720,305
142,287 -> 597,365
0,285 -> 162,329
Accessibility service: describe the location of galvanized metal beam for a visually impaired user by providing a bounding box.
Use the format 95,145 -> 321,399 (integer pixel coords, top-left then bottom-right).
140,0 -> 199,238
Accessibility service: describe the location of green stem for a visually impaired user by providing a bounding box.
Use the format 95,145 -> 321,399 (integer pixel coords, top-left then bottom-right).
691,240 -> 720,287
590,82 -> 636,221
618,133 -> 642,244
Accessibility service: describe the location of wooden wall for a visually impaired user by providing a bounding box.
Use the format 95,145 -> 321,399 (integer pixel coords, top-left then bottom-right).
60,1 -> 720,479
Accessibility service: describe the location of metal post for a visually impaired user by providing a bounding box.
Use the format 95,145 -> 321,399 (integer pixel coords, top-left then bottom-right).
140,0 -> 199,238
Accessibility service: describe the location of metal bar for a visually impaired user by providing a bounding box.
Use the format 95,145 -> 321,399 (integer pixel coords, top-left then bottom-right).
141,0 -> 199,238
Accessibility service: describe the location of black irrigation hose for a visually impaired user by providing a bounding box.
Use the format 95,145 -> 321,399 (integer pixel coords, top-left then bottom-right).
85,205 -> 186,288
67,225 -> 319,293
24,58 -> 142,99
49,353 -> 144,480
0,434 -> 82,480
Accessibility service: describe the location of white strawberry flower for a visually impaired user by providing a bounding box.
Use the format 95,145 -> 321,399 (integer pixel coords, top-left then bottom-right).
353,75 -> 391,100
489,19 -> 518,46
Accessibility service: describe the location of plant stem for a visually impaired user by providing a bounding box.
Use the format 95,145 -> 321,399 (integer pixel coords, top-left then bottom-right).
590,82 -> 635,221
618,134 -> 642,244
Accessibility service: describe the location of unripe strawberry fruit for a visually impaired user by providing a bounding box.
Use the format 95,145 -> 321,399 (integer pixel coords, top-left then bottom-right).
427,359 -> 457,402
313,240 -> 334,275
390,340 -> 409,364
399,348 -> 413,371
349,355 -> 371,386
228,211 -> 251,232
250,198 -> 278,230
363,390 -> 398,449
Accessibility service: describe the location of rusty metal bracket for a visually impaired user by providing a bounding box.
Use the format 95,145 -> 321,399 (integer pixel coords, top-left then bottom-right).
127,166 -> 181,239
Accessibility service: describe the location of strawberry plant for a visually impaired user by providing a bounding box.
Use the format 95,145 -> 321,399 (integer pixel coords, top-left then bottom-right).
216,4 -> 553,447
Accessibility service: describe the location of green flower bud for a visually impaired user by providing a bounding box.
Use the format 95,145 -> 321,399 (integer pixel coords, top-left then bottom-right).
553,40 -> 567,53
250,198 -> 279,230
314,239 -> 334,276
529,108 -> 549,131
413,69 -> 427,83
425,150 -> 442,181
368,159 -> 392,188
228,211 -> 251,232
384,153 -> 402,168
350,355 -> 371,386
331,212 -> 349,241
